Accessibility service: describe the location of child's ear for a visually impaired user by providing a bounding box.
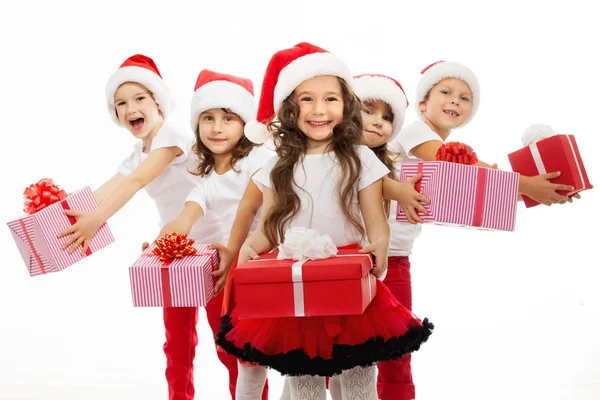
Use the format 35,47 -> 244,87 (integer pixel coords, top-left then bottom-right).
418,100 -> 427,113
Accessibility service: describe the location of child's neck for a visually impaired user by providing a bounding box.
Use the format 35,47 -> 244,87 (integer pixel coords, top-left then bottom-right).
213,152 -> 234,175
422,117 -> 452,141
142,120 -> 164,153
306,138 -> 333,155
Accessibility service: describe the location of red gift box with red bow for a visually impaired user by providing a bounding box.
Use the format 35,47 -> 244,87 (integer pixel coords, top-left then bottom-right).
234,249 -> 376,319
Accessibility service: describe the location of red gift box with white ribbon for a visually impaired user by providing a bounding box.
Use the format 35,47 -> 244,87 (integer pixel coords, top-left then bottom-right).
7,179 -> 115,276
234,249 -> 376,319
129,234 -> 217,307
508,134 -> 592,208
396,161 -> 520,231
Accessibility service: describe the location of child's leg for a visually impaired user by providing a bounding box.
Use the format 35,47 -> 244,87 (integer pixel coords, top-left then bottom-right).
288,375 -> 326,400
376,256 -> 415,400
339,366 -> 377,400
163,307 -> 199,400
328,375 -> 342,400
236,362 -> 268,400
205,291 -> 240,399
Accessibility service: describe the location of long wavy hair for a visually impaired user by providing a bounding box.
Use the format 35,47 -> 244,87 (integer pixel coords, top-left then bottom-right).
190,108 -> 258,177
262,77 -> 365,247
363,99 -> 402,218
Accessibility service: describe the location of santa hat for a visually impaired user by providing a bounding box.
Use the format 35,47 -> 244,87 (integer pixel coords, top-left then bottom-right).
415,60 -> 480,125
189,69 -> 256,131
244,42 -> 354,144
105,54 -> 174,125
353,74 -> 408,140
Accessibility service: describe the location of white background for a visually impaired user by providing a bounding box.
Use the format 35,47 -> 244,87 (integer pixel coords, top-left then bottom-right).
1,0 -> 599,399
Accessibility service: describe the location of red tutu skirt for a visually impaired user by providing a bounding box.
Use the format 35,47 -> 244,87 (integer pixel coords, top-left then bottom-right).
216,280 -> 433,376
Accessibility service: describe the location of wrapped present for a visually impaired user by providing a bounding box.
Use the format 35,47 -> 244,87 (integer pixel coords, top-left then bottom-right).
7,178 -> 115,276
129,233 -> 217,307
396,161 -> 520,231
234,228 -> 376,319
507,124 -> 592,208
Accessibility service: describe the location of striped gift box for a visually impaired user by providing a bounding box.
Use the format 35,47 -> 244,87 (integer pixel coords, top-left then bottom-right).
7,186 -> 115,276
396,162 -> 520,231
129,243 -> 217,307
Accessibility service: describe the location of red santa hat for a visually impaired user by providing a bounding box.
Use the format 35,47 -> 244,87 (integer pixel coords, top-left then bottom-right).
105,54 -> 174,125
189,69 -> 256,131
415,60 -> 479,126
244,42 -> 354,144
353,74 -> 408,140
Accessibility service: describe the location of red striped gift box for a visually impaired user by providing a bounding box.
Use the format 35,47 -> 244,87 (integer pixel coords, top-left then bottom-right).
7,186 -> 115,276
396,162 -> 520,231
129,243 -> 217,307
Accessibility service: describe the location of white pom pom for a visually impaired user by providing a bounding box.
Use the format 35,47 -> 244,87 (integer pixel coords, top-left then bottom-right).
522,123 -> 555,147
244,120 -> 270,144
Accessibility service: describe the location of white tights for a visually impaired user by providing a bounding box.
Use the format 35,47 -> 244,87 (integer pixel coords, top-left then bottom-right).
236,362 -> 268,400
280,366 -> 377,400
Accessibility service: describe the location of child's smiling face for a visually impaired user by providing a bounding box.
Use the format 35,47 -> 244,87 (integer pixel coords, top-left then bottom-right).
419,78 -> 473,131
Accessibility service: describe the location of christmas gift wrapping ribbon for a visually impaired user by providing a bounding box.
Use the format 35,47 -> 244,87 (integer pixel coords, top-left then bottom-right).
528,136 -> 588,190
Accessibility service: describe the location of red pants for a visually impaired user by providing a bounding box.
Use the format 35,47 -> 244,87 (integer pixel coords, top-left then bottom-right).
163,290 -> 268,399
377,256 -> 415,400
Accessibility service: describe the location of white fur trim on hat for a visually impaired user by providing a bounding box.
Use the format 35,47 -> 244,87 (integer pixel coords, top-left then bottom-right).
522,123 -> 555,147
189,80 -> 257,131
353,75 -> 407,140
106,66 -> 174,125
273,52 -> 353,111
415,62 -> 479,126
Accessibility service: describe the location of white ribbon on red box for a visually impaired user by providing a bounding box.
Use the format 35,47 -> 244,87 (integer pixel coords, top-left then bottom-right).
529,136 -> 588,190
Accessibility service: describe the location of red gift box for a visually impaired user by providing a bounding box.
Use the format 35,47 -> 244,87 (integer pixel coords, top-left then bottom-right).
396,161 -> 520,231
129,235 -> 217,307
508,134 -> 592,208
234,249 -> 376,319
7,182 -> 115,277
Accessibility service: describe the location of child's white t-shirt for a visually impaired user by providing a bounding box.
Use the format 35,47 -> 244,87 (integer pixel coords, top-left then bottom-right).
385,120 -> 443,256
253,145 -> 389,247
117,121 -> 224,243
185,145 -> 275,245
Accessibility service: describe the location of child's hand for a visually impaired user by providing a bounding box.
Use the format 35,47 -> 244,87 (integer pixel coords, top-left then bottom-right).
141,242 -> 150,251
359,236 -> 388,279
238,243 -> 260,266
521,172 -> 574,206
58,210 -> 104,255
209,243 -> 235,295
398,174 -> 430,224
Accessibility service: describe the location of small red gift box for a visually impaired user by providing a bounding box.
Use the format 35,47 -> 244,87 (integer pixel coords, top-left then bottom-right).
508,134 -> 592,208
7,179 -> 115,276
396,162 -> 520,231
234,249 -> 376,319
129,234 -> 217,307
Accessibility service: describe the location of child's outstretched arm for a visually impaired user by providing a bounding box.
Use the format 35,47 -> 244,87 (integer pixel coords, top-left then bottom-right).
382,176 -> 430,224
238,186 -> 275,266
93,174 -> 126,205
58,146 -> 182,254
410,141 -> 575,206
211,180 -> 263,295
358,178 -> 390,278
157,201 -> 204,240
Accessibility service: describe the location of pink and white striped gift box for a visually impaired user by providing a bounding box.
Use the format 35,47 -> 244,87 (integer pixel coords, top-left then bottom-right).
396,162 -> 520,231
129,243 -> 217,307
7,186 -> 115,276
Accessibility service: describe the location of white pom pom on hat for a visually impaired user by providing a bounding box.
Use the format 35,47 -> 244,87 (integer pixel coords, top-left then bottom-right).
521,123 -> 556,147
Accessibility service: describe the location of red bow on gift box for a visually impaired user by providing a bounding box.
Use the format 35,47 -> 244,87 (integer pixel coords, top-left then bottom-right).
23,178 -> 67,214
436,142 -> 479,165
153,233 -> 198,263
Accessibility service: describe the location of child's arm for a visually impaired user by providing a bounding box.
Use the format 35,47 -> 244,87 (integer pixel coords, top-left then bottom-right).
411,141 -> 574,206
93,174 -> 126,205
358,178 -> 390,278
382,176 -> 430,224
211,180 -> 263,294
237,186 -> 275,266
157,201 -> 204,240
58,146 -> 181,254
